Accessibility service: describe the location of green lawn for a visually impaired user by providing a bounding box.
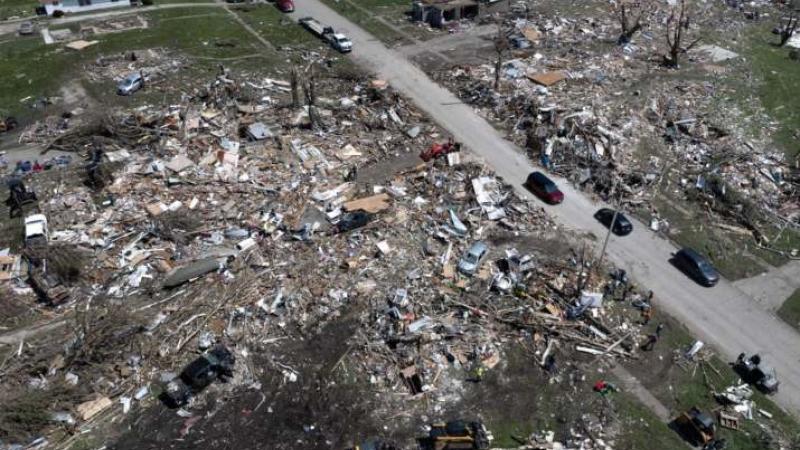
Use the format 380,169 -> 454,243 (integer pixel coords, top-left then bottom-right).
318,0 -> 411,45
0,0 -> 36,20
778,288 -> 800,331
231,4 -> 316,49
742,26 -> 800,159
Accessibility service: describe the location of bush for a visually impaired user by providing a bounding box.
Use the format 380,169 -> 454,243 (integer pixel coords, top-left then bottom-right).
52,10 -> 64,18
141,0 -> 154,5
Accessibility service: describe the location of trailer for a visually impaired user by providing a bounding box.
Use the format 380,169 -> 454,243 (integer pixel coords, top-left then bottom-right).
299,17 -> 353,53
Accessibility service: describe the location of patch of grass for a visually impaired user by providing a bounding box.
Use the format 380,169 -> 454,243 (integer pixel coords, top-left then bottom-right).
742,27 -> 800,159
647,195 -> 767,280
0,0 -> 36,19
624,314 -> 800,450
318,0 -> 410,45
613,393 -> 688,450
231,4 -> 316,48
778,288 -> 800,331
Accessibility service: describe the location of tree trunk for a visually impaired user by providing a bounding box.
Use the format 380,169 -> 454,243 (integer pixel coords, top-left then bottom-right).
779,15 -> 798,47
290,66 -> 300,108
494,57 -> 501,90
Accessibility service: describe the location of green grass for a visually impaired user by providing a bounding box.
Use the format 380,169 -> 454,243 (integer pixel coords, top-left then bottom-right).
778,288 -> 800,331
231,4 -> 316,48
624,315 -> 800,450
0,0 -> 36,20
318,0 -> 410,45
741,25 -> 800,159
647,195 -> 767,280
613,393 -> 688,450
728,21 -> 800,158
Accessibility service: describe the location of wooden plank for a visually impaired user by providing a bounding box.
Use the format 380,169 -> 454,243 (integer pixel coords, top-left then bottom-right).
528,71 -> 567,86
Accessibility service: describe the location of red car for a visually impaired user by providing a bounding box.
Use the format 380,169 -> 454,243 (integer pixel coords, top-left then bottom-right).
525,171 -> 564,204
277,0 -> 294,12
419,140 -> 460,162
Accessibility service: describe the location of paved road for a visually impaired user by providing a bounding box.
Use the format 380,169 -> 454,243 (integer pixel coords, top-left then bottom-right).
288,0 -> 800,416
734,260 -> 800,311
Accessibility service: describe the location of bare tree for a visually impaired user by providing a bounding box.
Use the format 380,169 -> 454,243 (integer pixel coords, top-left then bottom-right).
778,11 -> 799,46
665,0 -> 701,68
304,64 -> 320,128
617,0 -> 646,45
493,25 -> 509,90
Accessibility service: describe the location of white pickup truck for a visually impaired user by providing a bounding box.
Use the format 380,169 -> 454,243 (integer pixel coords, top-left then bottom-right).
299,17 -> 353,53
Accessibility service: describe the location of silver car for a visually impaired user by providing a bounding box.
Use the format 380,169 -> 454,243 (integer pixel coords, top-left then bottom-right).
18,21 -> 35,36
458,241 -> 488,276
117,72 -> 144,96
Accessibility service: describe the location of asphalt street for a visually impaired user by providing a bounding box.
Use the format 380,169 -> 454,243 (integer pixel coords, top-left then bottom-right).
288,0 -> 800,416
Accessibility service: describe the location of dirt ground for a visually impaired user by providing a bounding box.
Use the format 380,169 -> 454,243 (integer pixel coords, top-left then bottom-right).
110,307 -> 409,450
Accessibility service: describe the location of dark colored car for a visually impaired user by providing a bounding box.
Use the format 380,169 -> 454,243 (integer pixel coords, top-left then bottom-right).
525,171 -> 564,204
672,248 -> 720,287
161,346 -> 235,408
334,211 -> 372,233
594,208 -> 633,236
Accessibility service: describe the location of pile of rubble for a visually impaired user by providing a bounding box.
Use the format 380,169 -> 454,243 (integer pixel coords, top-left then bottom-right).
432,4 -> 799,249
85,48 -> 187,84
0,60 -> 670,447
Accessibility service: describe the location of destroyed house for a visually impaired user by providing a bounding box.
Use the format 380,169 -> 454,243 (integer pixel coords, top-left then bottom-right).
412,0 -> 509,28
39,0 -> 132,16
0,255 -> 24,281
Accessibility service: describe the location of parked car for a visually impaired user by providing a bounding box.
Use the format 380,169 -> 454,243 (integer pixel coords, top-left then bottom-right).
594,208 -> 633,236
458,241 -> 488,276
334,211 -> 372,233
117,72 -> 144,96
299,17 -> 353,53
525,171 -> 564,204
277,0 -> 295,12
18,21 -> 35,36
672,248 -> 719,287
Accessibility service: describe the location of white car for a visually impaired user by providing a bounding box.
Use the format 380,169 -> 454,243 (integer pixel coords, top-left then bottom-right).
24,214 -> 49,245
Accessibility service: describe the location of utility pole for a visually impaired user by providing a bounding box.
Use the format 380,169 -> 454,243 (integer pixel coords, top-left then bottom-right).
597,177 -> 621,271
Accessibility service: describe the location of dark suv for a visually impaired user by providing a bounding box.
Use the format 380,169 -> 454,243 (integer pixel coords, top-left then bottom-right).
594,208 -> 633,236
525,171 -> 564,204
161,346 -> 235,408
672,248 -> 720,287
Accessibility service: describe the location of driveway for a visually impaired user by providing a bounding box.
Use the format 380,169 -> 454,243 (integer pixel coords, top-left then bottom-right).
287,0 -> 800,416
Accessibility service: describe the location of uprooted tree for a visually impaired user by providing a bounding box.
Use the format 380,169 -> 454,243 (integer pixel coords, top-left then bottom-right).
664,0 -> 701,68
616,0 -> 648,44
778,10 -> 799,46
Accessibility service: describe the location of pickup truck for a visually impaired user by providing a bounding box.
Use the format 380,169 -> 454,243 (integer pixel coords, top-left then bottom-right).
299,17 -> 353,53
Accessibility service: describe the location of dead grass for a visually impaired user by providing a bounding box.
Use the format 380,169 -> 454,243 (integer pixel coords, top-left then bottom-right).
0,382 -> 82,443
